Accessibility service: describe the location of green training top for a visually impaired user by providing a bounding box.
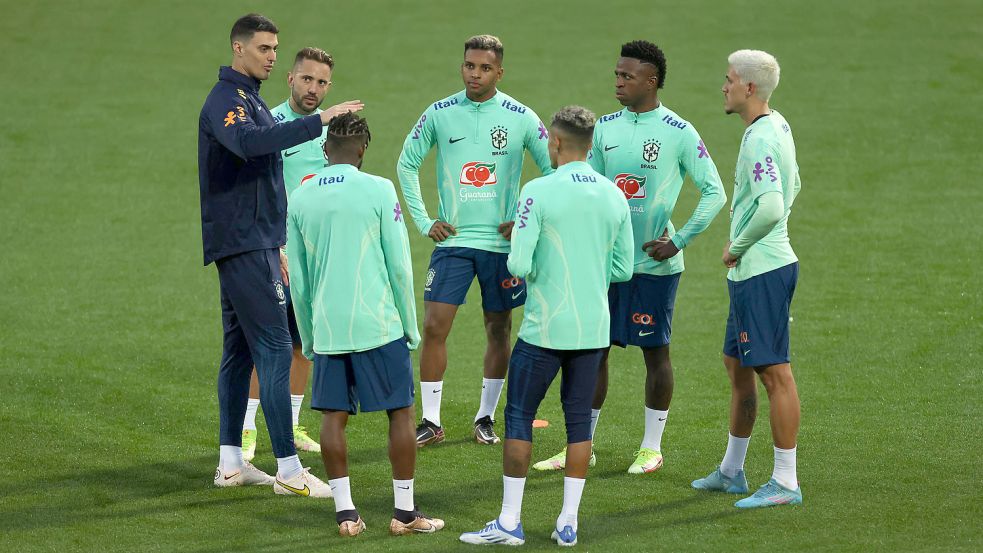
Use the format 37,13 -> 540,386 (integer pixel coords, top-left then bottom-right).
271,101 -> 328,197
728,110 -> 801,282
588,105 -> 726,276
507,161 -> 634,350
396,90 -> 554,253
287,164 -> 420,356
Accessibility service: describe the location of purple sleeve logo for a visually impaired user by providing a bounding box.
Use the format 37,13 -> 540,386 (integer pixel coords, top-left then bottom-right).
393,202 -> 403,222
537,121 -> 548,140
411,115 -> 427,140
517,197 -> 534,228
697,140 -> 709,159
752,156 -> 777,183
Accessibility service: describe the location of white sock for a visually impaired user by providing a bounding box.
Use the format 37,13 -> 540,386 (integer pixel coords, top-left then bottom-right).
290,394 -> 304,427
393,478 -> 414,511
772,446 -> 798,489
475,378 -> 505,421
557,477 -> 585,531
421,381 -> 443,426
243,398 -> 260,431
720,433 -> 751,478
640,407 -> 668,451
329,476 -> 356,511
589,409 -> 601,440
219,445 -> 244,471
499,476 -> 526,531
276,454 -> 303,480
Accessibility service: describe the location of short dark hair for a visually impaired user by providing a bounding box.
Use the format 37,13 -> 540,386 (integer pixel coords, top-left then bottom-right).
294,47 -> 334,70
551,106 -> 596,146
464,34 -> 504,62
621,40 -> 667,89
230,13 -> 278,45
325,112 -> 371,147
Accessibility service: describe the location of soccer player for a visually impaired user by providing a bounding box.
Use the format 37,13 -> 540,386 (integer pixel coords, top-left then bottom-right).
288,113 -> 443,536
533,40 -> 726,475
691,49 -> 803,508
241,46 -> 360,461
199,13 -> 360,494
460,106 -> 634,547
397,35 -> 553,447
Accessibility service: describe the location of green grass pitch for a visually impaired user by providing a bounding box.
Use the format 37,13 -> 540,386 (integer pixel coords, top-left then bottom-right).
1,0 -> 980,551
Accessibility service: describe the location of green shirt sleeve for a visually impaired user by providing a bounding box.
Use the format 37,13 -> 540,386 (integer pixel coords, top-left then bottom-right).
506,187 -> 542,279
379,180 -> 421,350
587,123 -> 605,174
729,191 -> 783,257
670,128 -> 727,250
524,113 -> 554,176
396,109 -> 438,237
286,207 -> 315,360
746,137 -> 785,200
611,202 -> 635,283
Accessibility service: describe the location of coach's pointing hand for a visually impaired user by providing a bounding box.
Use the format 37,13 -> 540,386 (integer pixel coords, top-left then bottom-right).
319,101 -> 365,125
428,221 -> 457,243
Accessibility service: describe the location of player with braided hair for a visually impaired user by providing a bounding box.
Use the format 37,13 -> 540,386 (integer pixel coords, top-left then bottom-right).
287,113 -> 443,537
533,39 -> 726,476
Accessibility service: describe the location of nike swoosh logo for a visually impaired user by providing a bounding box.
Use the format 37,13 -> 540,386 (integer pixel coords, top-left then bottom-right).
604,145 -> 619,151
512,290 -> 524,299
284,150 -> 300,157
397,486 -> 410,490
432,389 -> 442,393
449,137 -> 466,144
743,350 -> 751,355
638,331 -> 654,337
276,480 -> 311,496
223,472 -> 240,480
658,417 -> 667,421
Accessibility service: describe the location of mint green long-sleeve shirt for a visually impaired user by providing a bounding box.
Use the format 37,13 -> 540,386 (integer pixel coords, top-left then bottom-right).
287,164 -> 420,356
507,161 -> 634,350
728,110 -> 801,282
270,101 -> 328,197
588,105 -> 726,276
396,90 -> 553,253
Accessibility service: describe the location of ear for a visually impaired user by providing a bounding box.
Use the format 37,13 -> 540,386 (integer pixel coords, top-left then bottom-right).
232,41 -> 242,56
747,81 -> 756,98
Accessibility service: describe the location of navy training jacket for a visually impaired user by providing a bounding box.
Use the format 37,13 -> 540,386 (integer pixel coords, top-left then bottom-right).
197,66 -> 322,265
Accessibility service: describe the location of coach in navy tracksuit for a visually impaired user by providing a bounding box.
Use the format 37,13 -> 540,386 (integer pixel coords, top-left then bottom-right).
198,13 -> 362,487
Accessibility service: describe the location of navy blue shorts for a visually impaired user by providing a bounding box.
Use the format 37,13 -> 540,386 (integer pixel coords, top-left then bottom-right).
723,263 -> 798,368
609,273 -> 681,348
310,338 -> 415,414
504,339 -> 605,443
423,246 -> 525,312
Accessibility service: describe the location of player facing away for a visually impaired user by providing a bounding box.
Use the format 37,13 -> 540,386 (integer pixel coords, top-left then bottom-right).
460,107 -> 634,547
287,113 -> 444,536
242,46 -> 363,462
397,35 -> 553,447
199,13 -> 360,492
691,50 -> 803,508
533,40 -> 726,475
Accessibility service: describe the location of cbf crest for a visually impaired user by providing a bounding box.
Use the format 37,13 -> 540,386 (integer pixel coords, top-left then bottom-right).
491,126 -> 508,150
642,140 -> 661,163
274,281 -> 286,303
